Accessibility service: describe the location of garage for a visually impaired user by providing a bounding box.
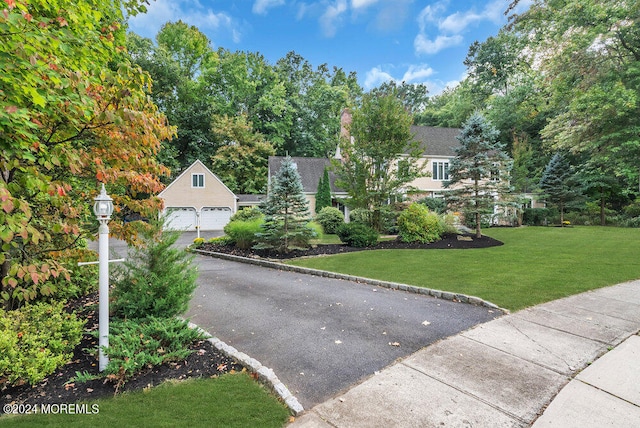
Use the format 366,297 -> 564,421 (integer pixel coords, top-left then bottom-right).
200,207 -> 232,231
164,207 -> 197,231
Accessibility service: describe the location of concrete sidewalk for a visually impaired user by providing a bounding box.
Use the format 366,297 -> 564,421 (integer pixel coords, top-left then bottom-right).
291,280 -> 640,427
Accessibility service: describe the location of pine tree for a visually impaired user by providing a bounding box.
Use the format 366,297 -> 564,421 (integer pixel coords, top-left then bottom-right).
315,167 -> 332,213
539,152 -> 580,226
256,156 -> 314,253
445,113 -> 513,238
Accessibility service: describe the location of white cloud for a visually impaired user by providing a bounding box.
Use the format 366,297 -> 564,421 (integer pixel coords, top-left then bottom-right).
364,67 -> 395,89
364,63 -> 437,90
252,0 -> 286,15
414,0 -> 510,56
414,33 -> 463,55
416,2 -> 447,31
351,0 -> 379,9
319,0 -> 348,37
438,0 -> 503,34
402,64 -> 434,82
127,0 -> 241,43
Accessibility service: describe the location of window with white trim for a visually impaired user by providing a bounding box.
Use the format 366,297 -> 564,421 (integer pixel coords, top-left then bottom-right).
192,173 -> 204,188
432,161 -> 449,181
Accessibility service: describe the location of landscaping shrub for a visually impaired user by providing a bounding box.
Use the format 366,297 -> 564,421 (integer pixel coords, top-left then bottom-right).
378,205 -> 401,234
418,197 -> 447,214
0,301 -> 84,386
316,206 -> 344,234
397,203 -> 445,243
112,228 -> 198,319
523,208 -> 557,226
224,218 -> 263,249
230,206 -> 263,222
349,208 -> 373,226
102,317 -> 205,387
336,223 -> 379,247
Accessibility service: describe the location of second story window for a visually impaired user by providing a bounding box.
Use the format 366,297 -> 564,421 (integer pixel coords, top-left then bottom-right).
192,173 -> 204,188
432,161 -> 449,181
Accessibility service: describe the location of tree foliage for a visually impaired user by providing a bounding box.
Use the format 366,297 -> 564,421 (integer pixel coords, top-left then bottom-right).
315,167 -> 332,213
334,92 -> 425,231
445,113 -> 512,238
256,157 -> 314,253
210,114 -> 275,194
539,152 -> 581,226
1,0 -> 173,309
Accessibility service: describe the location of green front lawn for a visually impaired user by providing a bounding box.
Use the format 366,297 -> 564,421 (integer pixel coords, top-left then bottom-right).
288,226 -> 640,311
0,374 -> 290,428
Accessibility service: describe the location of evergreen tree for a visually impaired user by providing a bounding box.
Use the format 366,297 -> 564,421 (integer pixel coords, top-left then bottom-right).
315,167 -> 332,213
112,221 -> 198,319
539,152 -> 580,226
445,113 -> 512,238
257,157 -> 314,253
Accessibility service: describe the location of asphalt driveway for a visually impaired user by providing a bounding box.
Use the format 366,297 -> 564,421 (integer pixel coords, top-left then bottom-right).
186,252 -> 500,409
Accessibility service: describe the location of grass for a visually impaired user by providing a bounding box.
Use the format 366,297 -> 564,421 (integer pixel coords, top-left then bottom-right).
0,373 -> 290,428
288,226 -> 640,312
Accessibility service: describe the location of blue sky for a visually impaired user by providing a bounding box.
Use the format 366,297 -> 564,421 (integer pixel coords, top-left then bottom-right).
128,0 -> 532,95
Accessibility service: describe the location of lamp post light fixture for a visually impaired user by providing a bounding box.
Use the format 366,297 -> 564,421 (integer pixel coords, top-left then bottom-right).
93,183 -> 113,371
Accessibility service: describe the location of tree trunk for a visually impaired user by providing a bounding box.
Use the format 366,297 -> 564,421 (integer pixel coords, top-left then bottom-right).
600,187 -> 606,226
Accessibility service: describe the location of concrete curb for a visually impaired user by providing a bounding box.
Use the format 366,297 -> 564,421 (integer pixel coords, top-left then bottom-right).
187,322 -> 304,416
193,248 -> 509,315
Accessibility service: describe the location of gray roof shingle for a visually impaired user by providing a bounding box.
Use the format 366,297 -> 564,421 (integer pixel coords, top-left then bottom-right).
268,157 -> 344,194
410,125 -> 460,157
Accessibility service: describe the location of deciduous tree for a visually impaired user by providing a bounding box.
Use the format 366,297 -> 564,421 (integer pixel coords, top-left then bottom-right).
335,92 -> 425,231
0,0 -> 173,308
210,114 -> 274,194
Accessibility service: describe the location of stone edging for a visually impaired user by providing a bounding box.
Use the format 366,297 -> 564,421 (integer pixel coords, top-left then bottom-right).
192,248 -> 509,314
186,322 -> 304,416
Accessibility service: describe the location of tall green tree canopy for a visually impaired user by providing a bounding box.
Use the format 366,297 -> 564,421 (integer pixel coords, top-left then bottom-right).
517,0 -> 640,175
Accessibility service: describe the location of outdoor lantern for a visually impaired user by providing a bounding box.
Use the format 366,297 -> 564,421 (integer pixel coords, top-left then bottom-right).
94,182 -> 113,371
93,183 -> 114,222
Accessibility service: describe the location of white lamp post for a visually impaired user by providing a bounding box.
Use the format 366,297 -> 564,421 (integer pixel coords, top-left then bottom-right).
93,183 -> 113,371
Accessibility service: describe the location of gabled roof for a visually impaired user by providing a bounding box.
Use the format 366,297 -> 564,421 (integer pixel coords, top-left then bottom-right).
268,157 -> 344,194
410,125 -> 460,157
158,159 -> 236,198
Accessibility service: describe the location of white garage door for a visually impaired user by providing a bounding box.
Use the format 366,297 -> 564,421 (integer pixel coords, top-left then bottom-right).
164,207 -> 197,231
200,207 -> 232,231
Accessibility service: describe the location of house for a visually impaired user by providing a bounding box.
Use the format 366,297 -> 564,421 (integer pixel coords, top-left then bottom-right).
407,125 -> 461,199
338,108 -> 461,200
267,156 -> 349,217
267,123 -> 463,219
158,160 -> 237,231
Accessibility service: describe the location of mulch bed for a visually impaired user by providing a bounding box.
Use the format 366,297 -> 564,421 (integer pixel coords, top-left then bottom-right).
198,232 -> 504,259
1,232 -> 502,412
1,292 -> 244,411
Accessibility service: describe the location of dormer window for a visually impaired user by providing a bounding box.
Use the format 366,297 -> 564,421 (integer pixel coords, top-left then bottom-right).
192,173 -> 204,188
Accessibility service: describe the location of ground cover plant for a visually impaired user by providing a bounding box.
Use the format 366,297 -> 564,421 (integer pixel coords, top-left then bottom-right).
286,227 -> 640,311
